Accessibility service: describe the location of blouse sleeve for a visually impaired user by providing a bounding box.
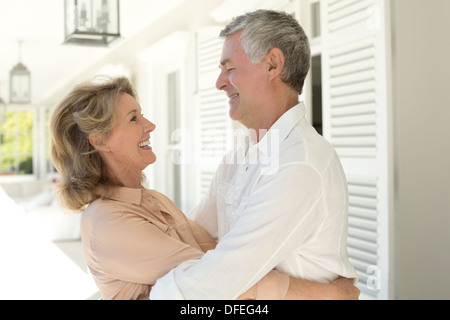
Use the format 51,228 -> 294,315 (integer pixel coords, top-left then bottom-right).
87,209 -> 205,285
188,219 -> 217,252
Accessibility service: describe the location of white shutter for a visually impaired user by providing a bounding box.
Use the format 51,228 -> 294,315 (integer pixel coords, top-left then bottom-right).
328,37 -> 377,157
322,0 -> 391,299
195,26 -> 230,197
328,0 -> 375,32
347,176 -> 379,299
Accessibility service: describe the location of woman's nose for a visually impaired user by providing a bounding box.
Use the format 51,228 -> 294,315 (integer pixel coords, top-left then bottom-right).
144,117 -> 156,133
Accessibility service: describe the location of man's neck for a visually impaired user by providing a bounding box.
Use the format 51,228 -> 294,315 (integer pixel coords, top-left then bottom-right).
249,99 -> 299,142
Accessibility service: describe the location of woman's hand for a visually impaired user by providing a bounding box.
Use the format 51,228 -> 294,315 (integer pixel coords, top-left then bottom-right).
327,277 -> 360,300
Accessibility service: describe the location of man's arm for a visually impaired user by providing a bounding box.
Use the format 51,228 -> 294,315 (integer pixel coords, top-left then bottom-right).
151,164 -> 326,299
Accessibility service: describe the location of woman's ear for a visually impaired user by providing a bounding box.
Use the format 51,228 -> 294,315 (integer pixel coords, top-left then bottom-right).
266,48 -> 285,80
89,132 -> 110,152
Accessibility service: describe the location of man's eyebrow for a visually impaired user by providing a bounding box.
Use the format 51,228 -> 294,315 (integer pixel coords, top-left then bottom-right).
220,58 -> 230,66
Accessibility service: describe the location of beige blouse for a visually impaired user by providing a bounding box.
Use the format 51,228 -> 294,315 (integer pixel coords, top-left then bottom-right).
81,186 -> 289,300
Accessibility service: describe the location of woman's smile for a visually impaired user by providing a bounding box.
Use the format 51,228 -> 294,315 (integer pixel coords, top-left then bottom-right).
138,139 -> 152,150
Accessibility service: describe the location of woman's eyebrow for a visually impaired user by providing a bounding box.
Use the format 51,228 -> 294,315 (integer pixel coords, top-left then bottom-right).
126,105 -> 142,116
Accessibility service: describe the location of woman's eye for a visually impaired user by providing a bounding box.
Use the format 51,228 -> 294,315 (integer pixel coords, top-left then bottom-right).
131,113 -> 144,122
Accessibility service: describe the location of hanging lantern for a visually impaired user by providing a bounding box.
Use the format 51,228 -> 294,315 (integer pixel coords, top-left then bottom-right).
10,42 -> 31,104
64,0 -> 121,46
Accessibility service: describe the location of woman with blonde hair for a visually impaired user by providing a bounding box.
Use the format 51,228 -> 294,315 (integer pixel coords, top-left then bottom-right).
50,76 -> 358,300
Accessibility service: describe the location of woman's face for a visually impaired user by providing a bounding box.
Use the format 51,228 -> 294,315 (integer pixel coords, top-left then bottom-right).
102,93 -> 156,172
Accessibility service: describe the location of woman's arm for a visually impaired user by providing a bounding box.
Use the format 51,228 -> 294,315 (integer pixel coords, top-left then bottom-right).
284,276 -> 360,300
238,270 -> 359,300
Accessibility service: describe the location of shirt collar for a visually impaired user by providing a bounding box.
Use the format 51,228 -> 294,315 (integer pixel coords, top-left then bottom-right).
252,102 -> 306,157
98,185 -> 143,206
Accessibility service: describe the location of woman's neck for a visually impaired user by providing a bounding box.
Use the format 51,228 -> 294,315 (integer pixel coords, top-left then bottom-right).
106,165 -> 142,189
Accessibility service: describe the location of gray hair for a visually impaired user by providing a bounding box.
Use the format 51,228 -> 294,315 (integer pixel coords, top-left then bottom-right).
220,9 -> 311,94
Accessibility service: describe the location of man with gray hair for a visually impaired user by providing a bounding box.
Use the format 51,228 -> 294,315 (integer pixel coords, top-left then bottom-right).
151,9 -> 358,300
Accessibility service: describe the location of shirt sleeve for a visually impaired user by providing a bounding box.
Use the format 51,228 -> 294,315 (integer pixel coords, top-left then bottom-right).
150,163 -> 325,299
89,209 -> 205,285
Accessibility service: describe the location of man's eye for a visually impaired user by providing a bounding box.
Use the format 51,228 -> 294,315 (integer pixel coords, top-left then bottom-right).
131,115 -> 137,122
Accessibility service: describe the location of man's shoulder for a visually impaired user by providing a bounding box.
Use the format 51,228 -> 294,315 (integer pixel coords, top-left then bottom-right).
278,124 -> 338,173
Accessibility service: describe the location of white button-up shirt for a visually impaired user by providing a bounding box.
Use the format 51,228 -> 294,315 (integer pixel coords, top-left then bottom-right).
150,102 -> 357,299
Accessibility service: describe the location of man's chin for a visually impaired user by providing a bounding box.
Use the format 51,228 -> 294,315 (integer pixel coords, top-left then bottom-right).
228,106 -> 240,122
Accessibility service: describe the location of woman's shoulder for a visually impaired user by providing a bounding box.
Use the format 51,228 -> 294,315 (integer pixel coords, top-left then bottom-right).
145,188 -> 167,199
145,188 -> 177,208
81,197 -> 130,228
83,196 -> 114,215
144,188 -> 186,219
81,196 -> 148,243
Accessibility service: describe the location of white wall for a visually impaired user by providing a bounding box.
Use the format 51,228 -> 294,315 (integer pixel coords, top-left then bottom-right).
391,0 -> 450,299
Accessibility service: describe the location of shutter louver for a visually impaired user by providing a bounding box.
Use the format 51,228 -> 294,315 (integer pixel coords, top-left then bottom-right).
329,38 -> 377,158
346,176 -> 379,298
328,0 -> 374,33
196,27 -> 229,197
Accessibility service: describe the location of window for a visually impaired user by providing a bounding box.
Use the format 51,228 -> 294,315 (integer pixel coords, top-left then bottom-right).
0,110 -> 34,175
311,55 -> 323,135
311,0 -> 321,38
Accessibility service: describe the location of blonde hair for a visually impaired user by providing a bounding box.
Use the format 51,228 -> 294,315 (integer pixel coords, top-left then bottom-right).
50,76 -> 137,211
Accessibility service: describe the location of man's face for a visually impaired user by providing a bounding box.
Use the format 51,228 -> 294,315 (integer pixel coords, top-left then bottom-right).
216,31 -> 270,129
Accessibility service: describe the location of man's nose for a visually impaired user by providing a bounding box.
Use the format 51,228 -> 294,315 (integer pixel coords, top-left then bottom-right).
216,68 -> 228,91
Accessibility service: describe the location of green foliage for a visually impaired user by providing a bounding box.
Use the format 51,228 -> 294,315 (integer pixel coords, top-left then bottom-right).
0,110 -> 33,174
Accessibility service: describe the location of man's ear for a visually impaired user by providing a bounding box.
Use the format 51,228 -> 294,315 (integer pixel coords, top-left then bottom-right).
89,132 -> 110,152
266,48 -> 285,80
